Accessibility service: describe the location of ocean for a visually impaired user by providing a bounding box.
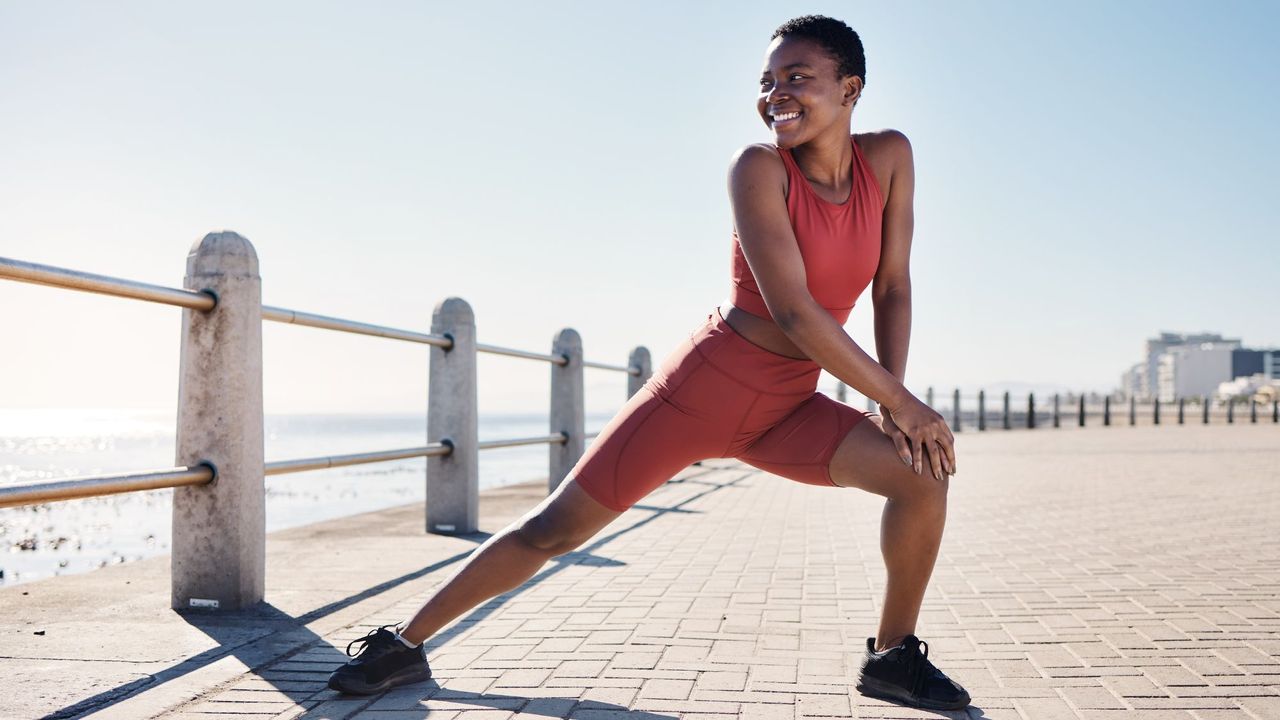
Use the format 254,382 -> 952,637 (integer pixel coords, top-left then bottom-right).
0,409 -> 613,587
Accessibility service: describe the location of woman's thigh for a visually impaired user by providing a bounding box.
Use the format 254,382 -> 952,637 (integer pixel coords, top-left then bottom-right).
569,337 -> 760,513
827,415 -> 950,500
738,394 -> 946,501
736,392 -> 870,487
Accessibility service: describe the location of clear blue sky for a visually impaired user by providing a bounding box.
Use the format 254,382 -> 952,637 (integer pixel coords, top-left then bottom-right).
2,1 -> 1277,414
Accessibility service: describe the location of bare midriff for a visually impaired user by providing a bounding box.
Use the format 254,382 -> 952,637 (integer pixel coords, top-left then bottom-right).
717,300 -> 810,361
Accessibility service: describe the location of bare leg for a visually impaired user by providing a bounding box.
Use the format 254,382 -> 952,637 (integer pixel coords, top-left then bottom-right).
827,418 -> 950,652
399,478 -> 622,645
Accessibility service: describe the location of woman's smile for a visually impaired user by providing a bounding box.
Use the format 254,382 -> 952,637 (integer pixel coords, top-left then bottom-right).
770,110 -> 803,128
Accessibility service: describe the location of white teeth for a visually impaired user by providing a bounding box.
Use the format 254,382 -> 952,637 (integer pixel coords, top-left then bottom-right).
772,111 -> 800,122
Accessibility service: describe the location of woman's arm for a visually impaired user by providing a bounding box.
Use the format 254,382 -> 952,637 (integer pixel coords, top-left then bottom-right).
871,130 -> 914,393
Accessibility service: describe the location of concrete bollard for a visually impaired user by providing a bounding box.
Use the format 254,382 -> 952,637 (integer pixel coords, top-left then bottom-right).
628,346 -> 651,399
427,297 -> 479,535
1203,398 -> 1210,424
1002,391 -> 1011,430
977,390 -> 986,431
1129,396 -> 1136,426
1154,398 -> 1161,426
549,328 -> 584,493
1274,399 -> 1278,424
173,232 -> 265,611
1053,394 -> 1061,428
1079,395 -> 1086,427
1250,399 -> 1258,423
1103,396 -> 1111,426
951,388 -> 961,432
1178,397 -> 1185,424
1027,393 -> 1036,429
1227,399 -> 1234,424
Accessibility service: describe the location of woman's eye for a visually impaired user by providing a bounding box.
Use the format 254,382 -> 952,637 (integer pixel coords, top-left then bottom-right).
790,74 -> 805,81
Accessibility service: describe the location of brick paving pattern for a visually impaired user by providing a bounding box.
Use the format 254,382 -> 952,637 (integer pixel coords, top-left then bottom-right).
159,425 -> 1280,719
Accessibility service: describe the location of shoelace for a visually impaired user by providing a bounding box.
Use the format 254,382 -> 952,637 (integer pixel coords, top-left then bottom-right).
896,637 -> 931,697
345,625 -> 398,659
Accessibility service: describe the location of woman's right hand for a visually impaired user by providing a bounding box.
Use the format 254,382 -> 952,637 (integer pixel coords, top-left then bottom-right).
885,396 -> 956,482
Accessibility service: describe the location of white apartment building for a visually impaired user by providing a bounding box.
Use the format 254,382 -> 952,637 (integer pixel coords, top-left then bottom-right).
1141,332 -> 1238,400
1156,343 -> 1237,402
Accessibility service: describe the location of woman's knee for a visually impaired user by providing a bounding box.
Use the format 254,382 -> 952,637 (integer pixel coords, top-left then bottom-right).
514,511 -> 589,556
889,463 -> 949,505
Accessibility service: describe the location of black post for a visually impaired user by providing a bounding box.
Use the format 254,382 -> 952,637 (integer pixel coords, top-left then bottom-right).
1251,399 -> 1257,424
1178,397 -> 1185,425
952,388 -> 961,432
1129,396 -> 1136,426
1154,397 -> 1161,426
1203,397 -> 1210,424
1104,396 -> 1111,426
1028,393 -> 1036,429
978,390 -> 986,431
926,386 -> 935,409
1078,394 -> 1086,427
1273,399 -> 1278,424
1053,393 -> 1060,428
1227,398 -> 1234,424
1002,391 -> 1011,430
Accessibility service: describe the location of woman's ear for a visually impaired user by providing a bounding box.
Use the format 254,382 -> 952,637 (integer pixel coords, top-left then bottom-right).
844,76 -> 864,106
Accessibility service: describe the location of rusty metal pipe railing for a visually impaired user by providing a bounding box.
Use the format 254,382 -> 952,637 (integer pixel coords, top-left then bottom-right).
0,464 -> 215,509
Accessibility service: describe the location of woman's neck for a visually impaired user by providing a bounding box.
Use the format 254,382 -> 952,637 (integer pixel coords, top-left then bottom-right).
788,131 -> 853,187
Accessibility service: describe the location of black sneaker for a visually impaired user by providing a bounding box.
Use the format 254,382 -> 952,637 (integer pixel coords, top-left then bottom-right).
856,634 -> 971,711
327,625 -> 433,695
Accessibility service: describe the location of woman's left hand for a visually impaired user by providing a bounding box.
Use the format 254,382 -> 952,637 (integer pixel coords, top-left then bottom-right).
874,406 -> 952,480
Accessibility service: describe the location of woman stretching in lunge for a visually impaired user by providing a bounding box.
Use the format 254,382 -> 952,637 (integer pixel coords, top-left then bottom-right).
329,15 -> 969,711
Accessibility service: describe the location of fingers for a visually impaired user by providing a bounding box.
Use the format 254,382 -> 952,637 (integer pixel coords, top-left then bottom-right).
927,441 -> 945,482
893,432 -> 912,467
912,438 -> 923,475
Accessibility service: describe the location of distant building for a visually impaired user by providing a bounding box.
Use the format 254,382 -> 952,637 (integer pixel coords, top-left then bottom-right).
1156,343 -> 1238,402
1140,332 -> 1238,401
1232,348 -> 1280,381
1120,362 -> 1145,401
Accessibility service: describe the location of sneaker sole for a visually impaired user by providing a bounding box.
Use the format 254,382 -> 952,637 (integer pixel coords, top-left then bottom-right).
856,674 -> 971,711
328,664 -> 433,696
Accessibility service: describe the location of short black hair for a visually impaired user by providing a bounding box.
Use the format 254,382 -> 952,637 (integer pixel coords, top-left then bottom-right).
771,15 -> 866,86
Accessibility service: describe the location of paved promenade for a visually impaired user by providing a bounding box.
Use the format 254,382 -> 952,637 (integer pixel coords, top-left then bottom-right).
4,424 -> 1279,720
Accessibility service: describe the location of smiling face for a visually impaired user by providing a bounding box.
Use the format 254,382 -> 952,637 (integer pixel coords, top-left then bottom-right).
757,35 -> 862,148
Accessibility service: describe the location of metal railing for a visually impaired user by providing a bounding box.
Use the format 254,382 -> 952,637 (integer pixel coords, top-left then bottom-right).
0,231 -> 653,610
0,465 -> 215,509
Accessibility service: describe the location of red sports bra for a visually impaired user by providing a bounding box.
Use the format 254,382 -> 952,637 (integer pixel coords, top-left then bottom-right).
728,135 -> 884,325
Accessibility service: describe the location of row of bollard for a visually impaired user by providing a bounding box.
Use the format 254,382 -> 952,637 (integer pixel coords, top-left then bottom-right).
869,385 -> 1279,432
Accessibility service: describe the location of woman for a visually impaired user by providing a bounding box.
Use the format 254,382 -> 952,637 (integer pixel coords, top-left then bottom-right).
329,15 -> 969,712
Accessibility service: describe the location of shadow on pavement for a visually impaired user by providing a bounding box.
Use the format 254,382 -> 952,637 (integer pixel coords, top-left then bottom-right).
44,468 -> 749,719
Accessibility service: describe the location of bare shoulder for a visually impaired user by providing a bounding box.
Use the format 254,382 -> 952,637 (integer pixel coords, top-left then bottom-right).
728,142 -> 787,193
855,129 -> 912,167
729,142 -> 785,175
854,129 -> 913,201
